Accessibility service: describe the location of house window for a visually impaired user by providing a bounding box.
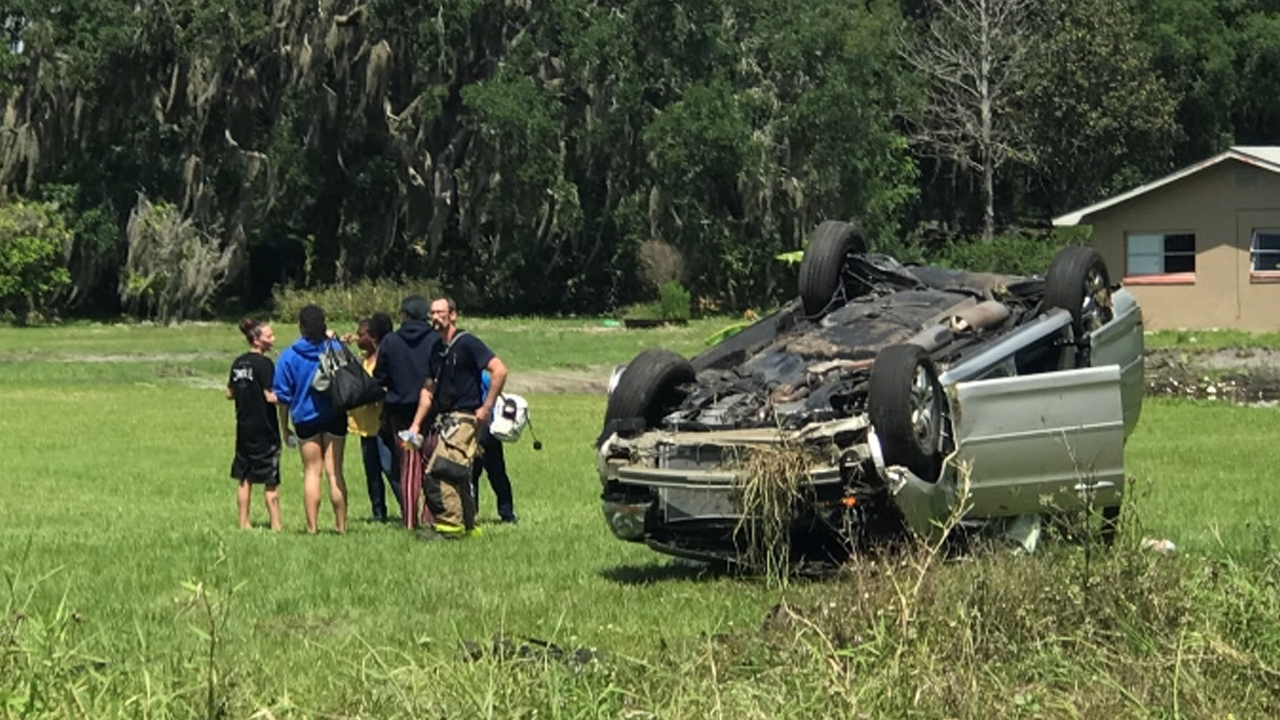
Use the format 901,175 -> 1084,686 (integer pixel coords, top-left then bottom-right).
1126,232 -> 1196,277
1251,229 -> 1280,272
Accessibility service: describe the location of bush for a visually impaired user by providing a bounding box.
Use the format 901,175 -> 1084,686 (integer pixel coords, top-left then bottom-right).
120,194 -> 237,323
929,233 -> 1073,276
658,279 -> 691,320
0,200 -> 72,325
272,276 -> 443,324
620,300 -> 663,320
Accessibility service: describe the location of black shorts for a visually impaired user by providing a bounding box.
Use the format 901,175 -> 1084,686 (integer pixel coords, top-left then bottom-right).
295,413 -> 348,441
231,447 -> 281,486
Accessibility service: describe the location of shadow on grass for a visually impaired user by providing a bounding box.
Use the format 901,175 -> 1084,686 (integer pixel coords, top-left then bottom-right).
598,560 -> 733,585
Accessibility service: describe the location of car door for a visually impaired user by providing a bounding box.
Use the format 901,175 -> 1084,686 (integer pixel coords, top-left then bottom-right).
1089,288 -> 1145,437
949,364 -> 1126,517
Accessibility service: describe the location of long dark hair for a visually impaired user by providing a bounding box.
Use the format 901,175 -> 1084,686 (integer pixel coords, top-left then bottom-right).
298,304 -> 327,342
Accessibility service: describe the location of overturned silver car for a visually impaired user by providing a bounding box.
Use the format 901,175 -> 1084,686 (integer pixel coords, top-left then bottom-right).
597,222 -> 1144,564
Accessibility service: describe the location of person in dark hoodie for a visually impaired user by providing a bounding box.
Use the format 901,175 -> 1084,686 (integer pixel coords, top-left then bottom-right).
373,295 -> 441,528
273,304 -> 350,534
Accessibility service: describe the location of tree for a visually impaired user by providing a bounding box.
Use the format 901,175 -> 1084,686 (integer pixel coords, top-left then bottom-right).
1128,0 -> 1239,162
901,0 -> 1035,239
0,199 -> 71,324
1021,0 -> 1178,213
0,0 -> 916,316
1232,10 -> 1280,146
120,194 -> 238,323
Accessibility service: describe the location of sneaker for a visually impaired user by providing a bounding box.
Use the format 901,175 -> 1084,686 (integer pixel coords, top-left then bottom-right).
414,527 -> 448,542
433,523 -> 469,538
500,514 -> 519,525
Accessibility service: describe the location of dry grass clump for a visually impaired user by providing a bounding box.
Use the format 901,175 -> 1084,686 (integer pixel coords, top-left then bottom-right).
733,444 -> 824,584
742,540 -> 1280,718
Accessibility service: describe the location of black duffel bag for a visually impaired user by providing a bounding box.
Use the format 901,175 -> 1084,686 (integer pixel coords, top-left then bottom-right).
312,339 -> 385,412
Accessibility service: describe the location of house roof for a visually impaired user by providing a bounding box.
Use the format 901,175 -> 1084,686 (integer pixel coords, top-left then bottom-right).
1052,146 -> 1280,226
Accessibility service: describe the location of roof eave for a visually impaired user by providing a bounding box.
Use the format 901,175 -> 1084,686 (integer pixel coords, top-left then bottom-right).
1051,148 -> 1280,227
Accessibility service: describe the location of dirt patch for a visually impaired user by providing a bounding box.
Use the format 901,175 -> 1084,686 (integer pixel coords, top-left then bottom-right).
0,351 -> 228,363
1145,347 -> 1280,404
7,346 -> 1277,401
504,367 -> 612,395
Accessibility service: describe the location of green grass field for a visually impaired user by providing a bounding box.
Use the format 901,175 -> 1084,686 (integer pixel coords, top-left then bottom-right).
1,321 -> 1278,718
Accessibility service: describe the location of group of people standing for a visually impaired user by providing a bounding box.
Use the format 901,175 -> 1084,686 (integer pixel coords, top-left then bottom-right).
225,295 -> 516,540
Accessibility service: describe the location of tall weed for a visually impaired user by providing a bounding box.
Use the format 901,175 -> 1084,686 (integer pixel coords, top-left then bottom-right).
4,543 -> 1278,718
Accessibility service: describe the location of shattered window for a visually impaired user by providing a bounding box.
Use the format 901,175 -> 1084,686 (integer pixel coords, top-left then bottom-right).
1250,229 -> 1280,272
1126,232 -> 1196,276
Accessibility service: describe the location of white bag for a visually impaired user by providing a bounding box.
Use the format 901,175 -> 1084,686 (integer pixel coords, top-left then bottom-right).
489,393 -> 530,443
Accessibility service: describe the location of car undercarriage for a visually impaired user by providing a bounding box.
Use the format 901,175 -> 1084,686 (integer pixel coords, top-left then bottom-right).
596,223 -> 1145,566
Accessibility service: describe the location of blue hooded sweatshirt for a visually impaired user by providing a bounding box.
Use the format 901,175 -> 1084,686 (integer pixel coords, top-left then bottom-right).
273,336 -> 338,425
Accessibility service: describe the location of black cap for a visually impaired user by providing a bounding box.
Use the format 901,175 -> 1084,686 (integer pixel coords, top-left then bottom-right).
401,295 -> 430,321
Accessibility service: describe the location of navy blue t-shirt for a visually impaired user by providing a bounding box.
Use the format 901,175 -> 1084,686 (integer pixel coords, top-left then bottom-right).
430,332 -> 495,413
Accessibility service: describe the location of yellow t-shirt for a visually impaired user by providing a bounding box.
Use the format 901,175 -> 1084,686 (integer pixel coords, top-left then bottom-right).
347,354 -> 383,437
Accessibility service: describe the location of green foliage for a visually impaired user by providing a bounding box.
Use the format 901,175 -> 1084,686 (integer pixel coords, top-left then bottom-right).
271,277 -> 443,325
1023,0 -> 1179,213
620,300 -> 664,320
620,280 -> 690,321
37,183 -> 123,311
1130,0 -> 1241,160
0,200 -> 72,324
930,233 -> 1070,276
657,279 -> 692,320
4,0 -> 1280,318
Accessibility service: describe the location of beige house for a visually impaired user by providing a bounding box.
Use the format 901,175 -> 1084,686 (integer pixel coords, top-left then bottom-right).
1053,146 -> 1280,331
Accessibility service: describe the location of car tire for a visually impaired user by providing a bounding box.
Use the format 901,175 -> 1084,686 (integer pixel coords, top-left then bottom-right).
798,220 -> 868,317
869,343 -> 946,482
603,348 -> 696,430
1044,246 -> 1114,340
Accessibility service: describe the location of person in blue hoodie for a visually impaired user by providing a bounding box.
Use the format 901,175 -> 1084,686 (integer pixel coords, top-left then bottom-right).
274,304 -> 350,534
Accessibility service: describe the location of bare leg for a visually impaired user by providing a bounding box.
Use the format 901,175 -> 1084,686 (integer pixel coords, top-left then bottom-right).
322,434 -> 349,534
237,480 -> 252,529
300,438 -> 325,534
264,485 -> 283,531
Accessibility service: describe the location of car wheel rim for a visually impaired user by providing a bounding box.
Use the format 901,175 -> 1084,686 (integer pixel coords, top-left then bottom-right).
909,364 -> 938,446
1080,267 -> 1112,332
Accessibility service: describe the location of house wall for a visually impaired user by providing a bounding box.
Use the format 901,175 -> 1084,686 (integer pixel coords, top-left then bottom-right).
1086,160 -> 1280,331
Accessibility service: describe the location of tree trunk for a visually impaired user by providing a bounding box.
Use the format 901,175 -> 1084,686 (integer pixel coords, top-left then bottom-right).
980,0 -> 995,240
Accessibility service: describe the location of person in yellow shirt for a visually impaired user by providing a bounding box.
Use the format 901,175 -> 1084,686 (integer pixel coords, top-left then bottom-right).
346,313 -> 402,522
